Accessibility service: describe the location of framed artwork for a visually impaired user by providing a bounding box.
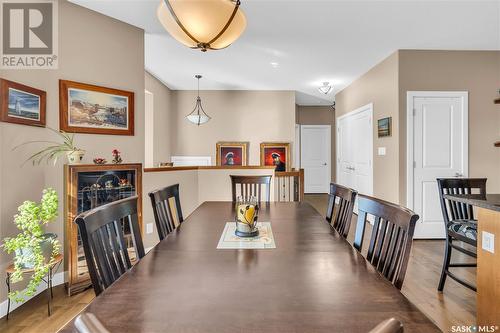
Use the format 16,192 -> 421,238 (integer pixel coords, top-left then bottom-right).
59,80 -> 134,135
0,79 -> 46,127
377,117 -> 392,137
260,142 -> 291,172
216,142 -> 248,166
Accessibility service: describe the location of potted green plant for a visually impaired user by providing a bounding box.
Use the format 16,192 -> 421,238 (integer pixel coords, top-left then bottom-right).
2,188 -> 61,302
15,127 -> 85,165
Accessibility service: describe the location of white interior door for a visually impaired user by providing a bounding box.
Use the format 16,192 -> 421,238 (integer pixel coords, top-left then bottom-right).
336,104 -> 373,197
408,92 -> 468,239
300,125 -> 331,193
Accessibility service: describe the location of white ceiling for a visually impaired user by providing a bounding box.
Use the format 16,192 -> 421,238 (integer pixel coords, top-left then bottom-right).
70,0 -> 500,105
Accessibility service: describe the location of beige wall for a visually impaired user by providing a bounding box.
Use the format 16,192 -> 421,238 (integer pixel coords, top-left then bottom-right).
170,91 -> 296,165
296,105 -> 336,181
334,52 -> 400,202
335,50 -> 500,205
0,0 -> 145,303
398,50 -> 500,203
145,72 -> 173,166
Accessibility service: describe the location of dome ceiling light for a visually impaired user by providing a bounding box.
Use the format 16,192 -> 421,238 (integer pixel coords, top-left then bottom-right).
318,82 -> 333,95
186,75 -> 211,126
157,0 -> 247,52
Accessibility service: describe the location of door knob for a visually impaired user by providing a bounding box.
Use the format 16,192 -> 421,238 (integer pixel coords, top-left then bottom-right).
323,163 -> 327,166
455,172 -> 463,177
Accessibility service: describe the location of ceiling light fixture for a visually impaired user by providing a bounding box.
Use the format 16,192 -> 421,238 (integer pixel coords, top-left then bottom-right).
318,82 -> 333,95
186,75 -> 211,126
157,0 -> 247,52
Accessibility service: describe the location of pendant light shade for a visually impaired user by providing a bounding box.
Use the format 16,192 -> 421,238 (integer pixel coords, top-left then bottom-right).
157,0 -> 247,52
186,75 -> 211,126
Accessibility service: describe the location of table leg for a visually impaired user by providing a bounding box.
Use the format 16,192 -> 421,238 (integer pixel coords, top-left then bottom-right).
6,273 -> 11,320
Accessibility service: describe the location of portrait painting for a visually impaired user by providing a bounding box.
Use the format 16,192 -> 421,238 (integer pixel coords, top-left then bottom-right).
59,80 -> 134,135
216,142 -> 248,166
0,79 -> 46,127
260,142 -> 291,172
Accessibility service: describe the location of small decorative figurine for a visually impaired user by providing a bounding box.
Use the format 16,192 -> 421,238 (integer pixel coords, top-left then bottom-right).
93,157 -> 107,165
111,149 -> 122,164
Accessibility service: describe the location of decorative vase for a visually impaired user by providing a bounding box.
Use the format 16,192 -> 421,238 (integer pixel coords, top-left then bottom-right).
67,150 -> 85,164
14,233 -> 57,269
235,196 -> 259,237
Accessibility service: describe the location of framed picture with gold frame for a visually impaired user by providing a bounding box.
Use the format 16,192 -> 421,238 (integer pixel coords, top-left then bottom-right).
216,142 -> 249,166
260,142 -> 291,172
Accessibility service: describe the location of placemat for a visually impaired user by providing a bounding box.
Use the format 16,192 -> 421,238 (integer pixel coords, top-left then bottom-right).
217,222 -> 276,249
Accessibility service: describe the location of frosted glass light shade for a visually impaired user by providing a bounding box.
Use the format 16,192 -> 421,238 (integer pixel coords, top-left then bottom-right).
186,114 -> 210,125
157,0 -> 247,51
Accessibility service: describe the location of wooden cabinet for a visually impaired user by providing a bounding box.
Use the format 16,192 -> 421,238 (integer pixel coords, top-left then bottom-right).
64,164 -> 142,295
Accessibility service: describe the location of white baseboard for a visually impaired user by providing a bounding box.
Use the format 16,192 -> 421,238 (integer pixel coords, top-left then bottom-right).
0,271 -> 65,319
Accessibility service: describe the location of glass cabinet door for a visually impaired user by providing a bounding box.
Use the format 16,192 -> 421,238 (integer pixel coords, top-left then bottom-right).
75,169 -> 138,280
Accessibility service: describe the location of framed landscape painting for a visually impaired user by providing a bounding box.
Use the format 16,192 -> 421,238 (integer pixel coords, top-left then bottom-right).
216,142 -> 248,166
59,80 -> 134,135
0,79 -> 46,127
377,117 -> 392,137
260,142 -> 291,172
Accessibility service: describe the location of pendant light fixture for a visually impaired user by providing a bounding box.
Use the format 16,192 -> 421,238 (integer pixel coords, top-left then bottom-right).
318,82 -> 333,95
186,75 -> 211,126
157,0 -> 247,52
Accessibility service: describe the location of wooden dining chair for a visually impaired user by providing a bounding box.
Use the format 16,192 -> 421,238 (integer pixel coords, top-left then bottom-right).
148,184 -> 184,241
75,313 -> 110,333
230,175 -> 272,203
368,318 -> 404,333
353,194 -> 419,289
436,178 -> 486,292
326,182 -> 357,238
75,196 -> 145,296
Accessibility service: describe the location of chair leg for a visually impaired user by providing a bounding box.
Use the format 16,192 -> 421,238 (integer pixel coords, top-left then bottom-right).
438,239 -> 452,292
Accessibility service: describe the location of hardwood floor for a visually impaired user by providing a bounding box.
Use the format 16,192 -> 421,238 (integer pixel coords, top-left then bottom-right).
0,285 -> 94,333
305,193 -> 476,332
0,195 -> 475,332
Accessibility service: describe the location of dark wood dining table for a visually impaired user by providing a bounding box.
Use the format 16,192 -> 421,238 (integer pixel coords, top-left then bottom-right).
59,202 -> 439,333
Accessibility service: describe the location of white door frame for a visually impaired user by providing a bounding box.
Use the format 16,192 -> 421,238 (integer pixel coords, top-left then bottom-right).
336,103 -> 374,196
406,91 -> 469,210
300,124 -> 331,193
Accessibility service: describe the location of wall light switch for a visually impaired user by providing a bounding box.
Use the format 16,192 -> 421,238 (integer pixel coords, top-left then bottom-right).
482,231 -> 495,254
146,223 -> 154,234
378,147 -> 386,156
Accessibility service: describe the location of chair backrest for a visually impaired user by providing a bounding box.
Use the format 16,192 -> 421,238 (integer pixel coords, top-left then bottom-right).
75,313 -> 110,333
75,196 -> 145,296
353,194 -> 418,289
437,178 -> 487,224
230,175 -> 272,203
326,183 -> 357,238
148,184 -> 184,241
368,318 -> 404,333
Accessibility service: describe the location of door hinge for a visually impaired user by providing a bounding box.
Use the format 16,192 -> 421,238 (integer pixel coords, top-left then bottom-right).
413,108 -> 416,116
413,161 -> 416,168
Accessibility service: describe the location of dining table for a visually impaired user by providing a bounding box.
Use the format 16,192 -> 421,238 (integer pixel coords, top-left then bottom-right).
59,201 -> 439,333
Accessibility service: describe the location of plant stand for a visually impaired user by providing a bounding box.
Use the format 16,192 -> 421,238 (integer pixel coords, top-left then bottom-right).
5,253 -> 63,319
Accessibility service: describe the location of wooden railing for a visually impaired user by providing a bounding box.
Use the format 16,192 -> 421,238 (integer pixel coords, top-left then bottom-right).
274,169 -> 305,202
